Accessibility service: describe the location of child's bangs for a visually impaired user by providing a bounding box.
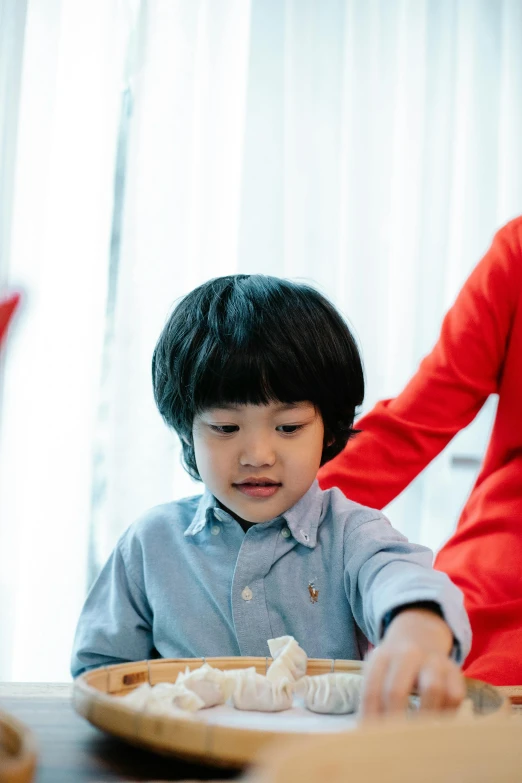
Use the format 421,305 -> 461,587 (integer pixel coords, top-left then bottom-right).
194,344 -> 314,412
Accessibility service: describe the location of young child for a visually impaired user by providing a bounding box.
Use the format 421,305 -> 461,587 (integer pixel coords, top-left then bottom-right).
71,275 -> 471,715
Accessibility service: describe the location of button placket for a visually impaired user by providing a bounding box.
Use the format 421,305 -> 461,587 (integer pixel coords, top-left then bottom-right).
231,526 -> 275,655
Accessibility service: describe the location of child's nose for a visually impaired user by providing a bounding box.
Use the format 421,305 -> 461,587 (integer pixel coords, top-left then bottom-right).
239,439 -> 276,467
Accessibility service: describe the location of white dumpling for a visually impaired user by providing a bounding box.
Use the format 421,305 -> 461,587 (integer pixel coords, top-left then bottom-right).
119,682 -> 152,709
266,635 -> 307,684
152,681 -> 206,712
229,668 -> 293,712
176,663 -> 234,708
120,681 -> 205,714
295,672 -> 362,714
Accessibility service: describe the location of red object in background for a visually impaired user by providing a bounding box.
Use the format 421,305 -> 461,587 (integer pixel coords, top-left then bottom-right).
0,292 -> 20,347
319,216 -> 522,686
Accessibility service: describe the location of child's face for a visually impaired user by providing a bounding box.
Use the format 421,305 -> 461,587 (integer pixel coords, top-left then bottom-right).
192,401 -> 324,523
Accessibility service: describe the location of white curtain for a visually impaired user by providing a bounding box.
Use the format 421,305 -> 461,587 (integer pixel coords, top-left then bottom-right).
0,0 -> 138,680
1,0 -> 522,681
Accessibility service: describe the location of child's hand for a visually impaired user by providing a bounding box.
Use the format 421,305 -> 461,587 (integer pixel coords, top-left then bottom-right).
360,608 -> 466,717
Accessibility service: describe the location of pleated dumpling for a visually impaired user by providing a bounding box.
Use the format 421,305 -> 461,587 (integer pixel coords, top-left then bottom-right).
176,662 -> 234,708
228,668 -> 293,712
120,681 -> 205,714
295,672 -> 363,714
266,635 -> 307,684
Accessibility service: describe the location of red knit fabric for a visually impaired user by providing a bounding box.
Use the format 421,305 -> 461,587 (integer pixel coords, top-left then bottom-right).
0,293 -> 20,347
318,217 -> 522,685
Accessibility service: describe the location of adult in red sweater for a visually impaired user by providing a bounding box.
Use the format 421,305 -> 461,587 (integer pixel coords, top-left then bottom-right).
319,217 -> 522,686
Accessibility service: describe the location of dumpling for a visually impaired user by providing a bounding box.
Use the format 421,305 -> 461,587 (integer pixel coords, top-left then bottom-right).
295,672 -> 362,714
119,681 -> 205,714
119,682 -> 152,709
229,668 -> 293,712
176,662 -> 234,708
152,681 -> 205,712
266,635 -> 307,684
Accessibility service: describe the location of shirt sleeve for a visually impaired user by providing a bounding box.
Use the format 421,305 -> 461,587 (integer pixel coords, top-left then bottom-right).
70,536 -> 154,678
318,221 -> 522,509
343,514 -> 472,662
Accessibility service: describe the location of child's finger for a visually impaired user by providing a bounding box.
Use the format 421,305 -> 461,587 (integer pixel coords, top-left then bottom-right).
417,657 -> 446,711
381,651 -> 420,714
444,664 -> 466,708
360,651 -> 390,717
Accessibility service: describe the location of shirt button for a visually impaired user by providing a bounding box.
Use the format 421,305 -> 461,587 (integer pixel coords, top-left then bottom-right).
241,587 -> 253,601
211,525 -> 221,536
281,527 -> 291,538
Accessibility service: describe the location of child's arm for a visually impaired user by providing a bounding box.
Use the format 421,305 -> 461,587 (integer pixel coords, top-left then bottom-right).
360,607 -> 465,716
343,512 -> 471,714
71,542 -> 154,678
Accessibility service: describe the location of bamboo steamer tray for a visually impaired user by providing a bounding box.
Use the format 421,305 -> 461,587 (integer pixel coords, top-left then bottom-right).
497,685 -> 522,712
0,710 -> 37,783
73,656 -> 509,769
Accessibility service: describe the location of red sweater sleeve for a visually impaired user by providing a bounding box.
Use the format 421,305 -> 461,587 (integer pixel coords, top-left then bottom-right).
0,293 -> 20,347
318,220 -> 522,509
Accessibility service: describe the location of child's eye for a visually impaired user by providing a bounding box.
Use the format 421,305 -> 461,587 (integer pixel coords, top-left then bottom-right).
210,425 -> 239,434
276,425 -> 303,434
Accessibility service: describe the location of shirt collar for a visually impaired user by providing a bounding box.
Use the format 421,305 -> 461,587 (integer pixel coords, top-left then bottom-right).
184,480 -> 324,549
280,480 -> 323,549
184,490 -> 220,537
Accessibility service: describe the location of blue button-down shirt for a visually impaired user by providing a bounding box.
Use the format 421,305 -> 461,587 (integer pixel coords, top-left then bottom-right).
71,482 -> 471,677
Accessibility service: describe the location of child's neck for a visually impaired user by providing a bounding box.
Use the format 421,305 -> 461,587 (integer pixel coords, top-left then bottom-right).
216,500 -> 256,533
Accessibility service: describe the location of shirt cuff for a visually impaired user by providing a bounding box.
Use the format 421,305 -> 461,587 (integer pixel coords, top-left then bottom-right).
380,600 -> 461,661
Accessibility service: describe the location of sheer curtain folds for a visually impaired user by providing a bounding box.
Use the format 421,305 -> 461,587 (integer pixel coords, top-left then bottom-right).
0,0 -> 138,680
1,0 -> 522,681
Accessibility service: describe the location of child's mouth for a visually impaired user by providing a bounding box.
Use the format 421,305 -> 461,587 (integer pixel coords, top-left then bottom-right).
233,480 -> 282,499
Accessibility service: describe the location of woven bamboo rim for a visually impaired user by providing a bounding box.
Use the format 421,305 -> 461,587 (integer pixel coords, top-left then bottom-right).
73,656 -> 509,768
497,685 -> 522,708
0,710 -> 37,783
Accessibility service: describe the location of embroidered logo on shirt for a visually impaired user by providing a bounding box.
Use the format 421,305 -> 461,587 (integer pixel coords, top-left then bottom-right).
308,581 -> 319,603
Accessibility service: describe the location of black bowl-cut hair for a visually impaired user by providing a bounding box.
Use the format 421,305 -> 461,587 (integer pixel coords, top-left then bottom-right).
152,275 -> 364,480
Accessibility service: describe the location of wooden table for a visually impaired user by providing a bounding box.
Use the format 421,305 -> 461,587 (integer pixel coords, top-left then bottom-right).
0,684 -> 239,783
